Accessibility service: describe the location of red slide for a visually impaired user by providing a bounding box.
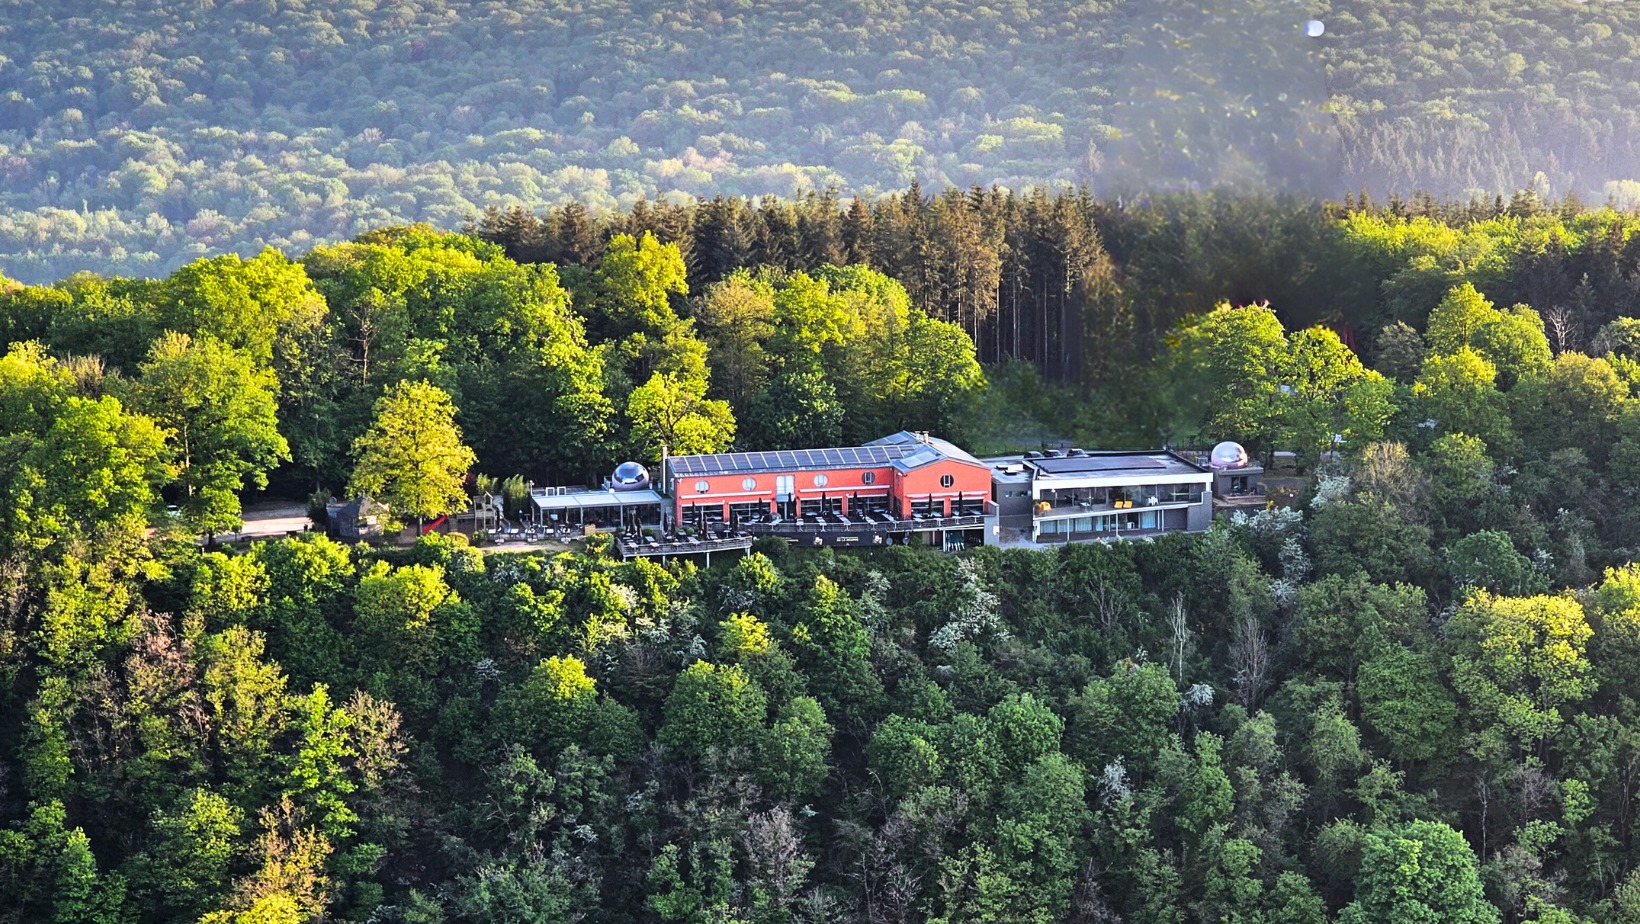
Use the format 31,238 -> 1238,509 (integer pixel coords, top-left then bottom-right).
421,515 -> 447,535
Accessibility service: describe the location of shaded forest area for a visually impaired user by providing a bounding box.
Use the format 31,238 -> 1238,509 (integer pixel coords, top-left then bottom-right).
6,0 -> 1640,281
473,188 -> 1640,435
9,191 -> 1640,921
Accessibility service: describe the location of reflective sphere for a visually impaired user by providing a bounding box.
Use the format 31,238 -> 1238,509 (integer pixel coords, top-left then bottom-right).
611,461 -> 651,490
1305,19 -> 1325,37
1209,441 -> 1250,469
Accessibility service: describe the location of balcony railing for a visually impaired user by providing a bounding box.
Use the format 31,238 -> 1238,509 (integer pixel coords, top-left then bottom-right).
740,512 -> 988,534
1213,486 -> 1269,506
616,533 -> 754,558
1027,526 -> 1179,544
1032,497 -> 1201,518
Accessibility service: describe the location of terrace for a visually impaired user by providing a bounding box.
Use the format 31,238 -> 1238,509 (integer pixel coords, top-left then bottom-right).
734,502 -> 993,546
615,529 -> 754,561
1031,484 -> 1204,519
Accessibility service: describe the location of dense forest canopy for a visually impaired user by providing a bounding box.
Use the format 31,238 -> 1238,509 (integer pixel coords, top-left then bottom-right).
6,0 -> 1640,280
9,193 -> 1640,921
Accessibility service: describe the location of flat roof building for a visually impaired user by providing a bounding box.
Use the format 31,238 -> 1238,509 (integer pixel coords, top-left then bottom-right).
538,433 -> 1249,557
985,449 -> 1215,545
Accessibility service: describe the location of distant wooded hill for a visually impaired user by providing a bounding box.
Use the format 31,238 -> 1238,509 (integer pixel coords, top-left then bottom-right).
2,0 -> 1639,281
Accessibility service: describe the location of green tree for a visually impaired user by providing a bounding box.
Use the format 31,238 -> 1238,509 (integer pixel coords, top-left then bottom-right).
1068,659 -> 1179,776
1156,732 -> 1234,852
0,801 -> 128,924
868,715 -> 944,799
1411,348 -> 1513,451
1375,321 -> 1427,383
157,249 -> 327,369
757,695 -> 832,800
1339,821 -> 1499,924
694,271 -> 775,409
1308,493 -> 1435,586
1424,283 -> 1550,385
347,379 -> 476,528
742,358 -> 843,450
1421,432 -> 1511,540
134,332 -> 289,537
1268,872 -> 1326,924
0,342 -> 169,560
1357,645 -> 1459,763
892,311 -> 988,440
499,654 -> 637,758
660,661 -> 768,760
1198,837 -> 1266,924
199,625 -> 290,796
128,788 -> 244,922
984,692 -> 1064,774
284,684 -> 359,841
789,576 -> 883,728
1446,531 -> 1543,595
1164,302 -> 1291,453
1594,317 -> 1640,359
987,752 -> 1090,924
352,561 -> 480,712
646,839 -> 738,924
1291,573 -> 1428,683
1283,325 -> 1396,465
1447,591 -> 1594,752
1426,283 -> 1501,356
627,371 -> 736,459
200,798 -> 333,924
592,231 -> 689,340
1510,352 -> 1627,466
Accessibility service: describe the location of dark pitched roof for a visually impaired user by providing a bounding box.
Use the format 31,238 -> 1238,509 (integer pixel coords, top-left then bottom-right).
667,431 -> 984,479
669,445 -> 909,477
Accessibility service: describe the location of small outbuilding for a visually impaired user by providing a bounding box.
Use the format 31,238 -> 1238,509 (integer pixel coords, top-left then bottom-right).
326,495 -> 388,541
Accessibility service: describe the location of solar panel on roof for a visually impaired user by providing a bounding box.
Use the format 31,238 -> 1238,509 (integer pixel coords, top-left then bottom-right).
666,442 -> 937,478
1032,456 -> 1168,475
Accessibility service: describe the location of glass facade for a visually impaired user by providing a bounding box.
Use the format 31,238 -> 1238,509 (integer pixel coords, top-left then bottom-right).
1036,483 -> 1203,509
1037,509 -> 1163,536
681,503 -> 726,525
728,501 -> 768,523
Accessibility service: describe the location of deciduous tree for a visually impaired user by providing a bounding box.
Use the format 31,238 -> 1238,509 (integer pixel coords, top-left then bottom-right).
347,380 -> 476,528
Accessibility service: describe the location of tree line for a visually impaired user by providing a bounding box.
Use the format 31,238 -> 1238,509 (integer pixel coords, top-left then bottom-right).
8,191 -> 1640,921
8,0 -> 1640,281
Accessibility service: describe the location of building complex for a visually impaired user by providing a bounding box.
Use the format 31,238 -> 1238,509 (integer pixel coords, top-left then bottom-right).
522,431 -> 1265,558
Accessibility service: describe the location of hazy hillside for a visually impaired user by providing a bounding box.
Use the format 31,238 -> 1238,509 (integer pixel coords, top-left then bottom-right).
3,0 -> 1640,281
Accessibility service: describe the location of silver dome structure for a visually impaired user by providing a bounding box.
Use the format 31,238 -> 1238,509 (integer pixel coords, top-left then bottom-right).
611,461 -> 651,491
1209,441 -> 1250,469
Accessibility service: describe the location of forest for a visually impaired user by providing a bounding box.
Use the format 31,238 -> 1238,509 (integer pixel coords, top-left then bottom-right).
6,0 -> 1640,281
8,188 -> 1640,922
